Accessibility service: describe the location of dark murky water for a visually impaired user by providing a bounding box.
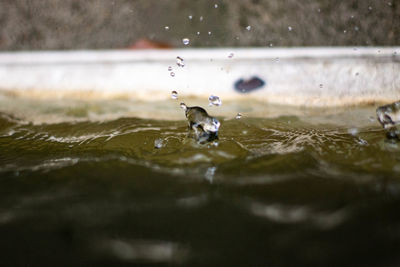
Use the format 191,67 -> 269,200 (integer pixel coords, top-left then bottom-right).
1,96 -> 400,266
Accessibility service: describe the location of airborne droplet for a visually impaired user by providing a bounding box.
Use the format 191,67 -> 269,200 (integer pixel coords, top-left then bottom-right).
171,90 -> 178,100
246,25 -> 251,31
168,66 -> 172,71
170,72 -> 175,77
228,53 -> 234,58
209,95 -> 222,106
235,113 -> 242,119
164,26 -> 170,30
188,15 -> 193,20
288,26 -> 293,31
176,56 -> 185,67
182,38 -> 190,45
319,84 -> 323,88
214,4 -> 218,8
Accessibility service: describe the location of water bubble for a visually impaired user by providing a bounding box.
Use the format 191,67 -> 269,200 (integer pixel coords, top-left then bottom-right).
182,38 -> 190,45
164,26 -> 170,30
154,138 -> 163,149
168,66 -> 173,71
170,72 -> 175,77
228,53 -> 234,58
235,113 -> 242,119
176,56 -> 185,67
199,16 -> 203,21
208,95 -> 222,106
208,31 -> 212,35
246,25 -> 251,31
171,90 -> 178,99
319,84 -> 323,88
288,26 -> 293,31
188,15 -> 193,20
214,4 -> 218,8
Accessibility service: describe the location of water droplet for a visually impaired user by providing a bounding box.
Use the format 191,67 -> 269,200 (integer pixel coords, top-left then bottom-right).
388,2 -> 392,6
214,4 -> 218,8
353,47 -> 358,51
196,31 -> 200,35
208,95 -> 222,106
235,113 -> 242,119
188,15 -> 193,20
171,90 -> 178,100
378,50 -> 381,53
168,66 -> 172,71
343,30 -> 347,33
176,56 -> 185,67
355,72 -> 359,76
154,138 -> 163,149
368,6 -> 372,10
170,72 -> 175,77
246,25 -> 251,31
317,8 -> 321,12
164,26 -> 170,30
199,16 -> 203,21
182,38 -> 190,45
288,26 -> 293,31
228,53 -> 234,58
394,51 -> 398,55
275,57 -> 280,62
354,26 -> 359,31
350,15 -> 354,19
319,84 -> 323,88
208,31 -> 212,35
269,43 -> 273,47
235,36 -> 240,40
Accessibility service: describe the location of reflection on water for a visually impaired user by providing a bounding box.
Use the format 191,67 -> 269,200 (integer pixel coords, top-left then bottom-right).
1,96 -> 400,266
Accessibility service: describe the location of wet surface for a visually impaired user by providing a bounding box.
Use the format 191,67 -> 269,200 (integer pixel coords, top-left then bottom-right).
1,95 -> 400,266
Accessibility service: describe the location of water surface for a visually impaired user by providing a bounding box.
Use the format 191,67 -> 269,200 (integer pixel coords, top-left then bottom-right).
1,95 -> 400,266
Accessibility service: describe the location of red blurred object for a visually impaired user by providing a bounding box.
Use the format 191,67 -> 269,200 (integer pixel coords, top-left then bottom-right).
128,38 -> 173,49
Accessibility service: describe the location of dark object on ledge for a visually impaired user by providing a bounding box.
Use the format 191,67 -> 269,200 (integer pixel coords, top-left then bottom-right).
234,76 -> 266,93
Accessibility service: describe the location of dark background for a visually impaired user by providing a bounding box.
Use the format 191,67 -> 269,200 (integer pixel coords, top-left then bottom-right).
0,0 -> 399,50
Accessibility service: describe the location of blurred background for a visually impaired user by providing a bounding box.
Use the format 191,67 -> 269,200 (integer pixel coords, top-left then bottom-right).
0,0 -> 399,50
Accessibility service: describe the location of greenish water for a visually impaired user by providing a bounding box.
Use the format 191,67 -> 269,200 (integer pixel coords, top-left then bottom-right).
1,96 -> 400,266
